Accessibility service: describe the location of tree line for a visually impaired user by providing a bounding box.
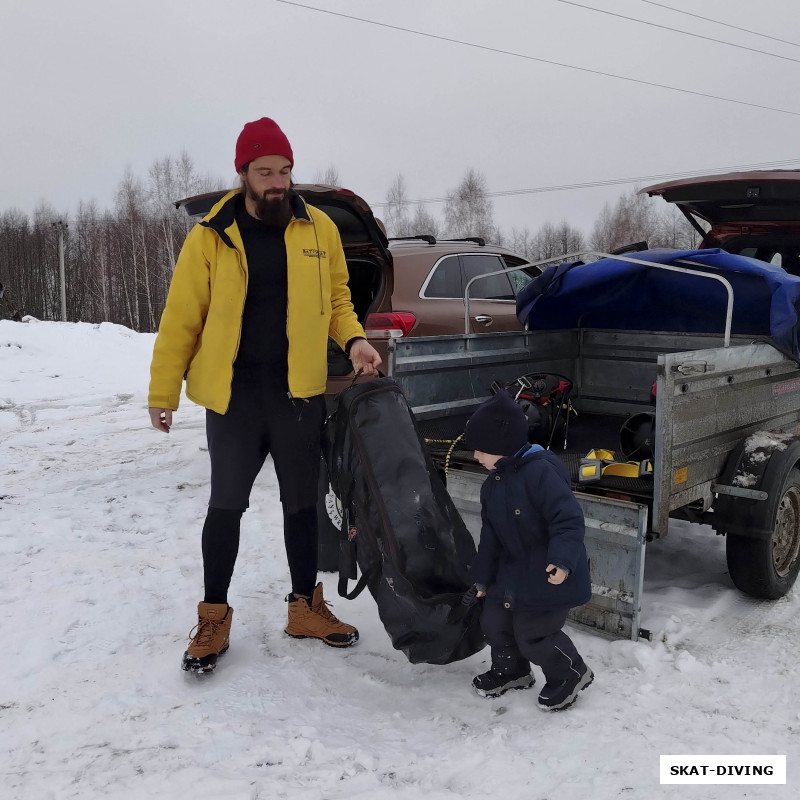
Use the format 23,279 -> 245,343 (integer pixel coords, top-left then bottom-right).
0,158 -> 699,330
381,168 -> 701,262
0,153 -> 225,329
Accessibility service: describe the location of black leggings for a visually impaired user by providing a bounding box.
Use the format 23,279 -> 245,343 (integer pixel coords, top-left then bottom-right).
201,378 -> 326,603
205,381 -> 326,513
202,505 -> 318,603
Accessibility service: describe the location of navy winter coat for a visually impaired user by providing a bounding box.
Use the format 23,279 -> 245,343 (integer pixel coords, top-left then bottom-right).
471,447 -> 591,611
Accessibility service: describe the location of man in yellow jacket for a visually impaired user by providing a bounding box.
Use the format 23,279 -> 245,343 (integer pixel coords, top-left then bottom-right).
148,117 -> 381,674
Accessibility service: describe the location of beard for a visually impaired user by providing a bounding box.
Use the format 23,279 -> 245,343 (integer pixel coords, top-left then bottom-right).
243,179 -> 293,227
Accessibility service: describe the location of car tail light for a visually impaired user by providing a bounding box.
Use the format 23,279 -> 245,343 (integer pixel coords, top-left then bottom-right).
364,312 -> 417,338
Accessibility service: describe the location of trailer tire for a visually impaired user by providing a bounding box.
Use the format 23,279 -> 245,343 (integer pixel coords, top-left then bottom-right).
726,468 -> 800,599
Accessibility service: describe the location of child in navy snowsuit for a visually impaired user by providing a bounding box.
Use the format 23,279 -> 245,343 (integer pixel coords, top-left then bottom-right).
464,389 -> 593,710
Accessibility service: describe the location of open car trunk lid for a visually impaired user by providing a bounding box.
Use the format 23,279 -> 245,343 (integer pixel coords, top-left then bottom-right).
175,184 -> 392,266
642,170 -> 800,226
643,171 -> 800,273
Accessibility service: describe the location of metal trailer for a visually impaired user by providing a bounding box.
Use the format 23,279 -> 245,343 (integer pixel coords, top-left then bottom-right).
386,255 -> 800,641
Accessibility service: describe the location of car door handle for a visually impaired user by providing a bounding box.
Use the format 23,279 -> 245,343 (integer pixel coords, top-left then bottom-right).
474,315 -> 493,325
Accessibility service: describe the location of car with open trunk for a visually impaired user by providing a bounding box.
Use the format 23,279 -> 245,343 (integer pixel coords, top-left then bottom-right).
643,169 -> 800,273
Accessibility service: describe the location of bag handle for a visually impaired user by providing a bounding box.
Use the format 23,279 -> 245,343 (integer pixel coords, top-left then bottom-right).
335,507 -> 379,600
337,567 -> 375,600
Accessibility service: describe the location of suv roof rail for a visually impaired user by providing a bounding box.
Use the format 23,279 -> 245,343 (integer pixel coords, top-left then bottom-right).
388,235 -> 437,245
439,237 -> 486,246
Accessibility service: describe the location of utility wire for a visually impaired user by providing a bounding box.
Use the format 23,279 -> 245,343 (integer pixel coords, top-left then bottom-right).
23,158 -> 800,222
19,156 -> 800,223
276,1 -> 800,117
368,158 -> 800,208
635,0 -> 800,50
558,0 -> 800,65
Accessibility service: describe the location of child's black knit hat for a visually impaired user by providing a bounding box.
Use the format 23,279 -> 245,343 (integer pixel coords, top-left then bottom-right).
464,390 -> 529,456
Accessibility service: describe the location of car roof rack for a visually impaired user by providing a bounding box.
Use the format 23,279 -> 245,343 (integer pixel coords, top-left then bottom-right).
388,235 -> 437,245
438,237 -> 486,246
386,235 -> 488,247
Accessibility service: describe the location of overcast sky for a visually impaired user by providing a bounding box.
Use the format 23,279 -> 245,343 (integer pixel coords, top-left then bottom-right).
2,0 -> 800,236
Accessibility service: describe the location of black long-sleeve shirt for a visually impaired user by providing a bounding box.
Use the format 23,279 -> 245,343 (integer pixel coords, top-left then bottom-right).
233,198 -> 289,390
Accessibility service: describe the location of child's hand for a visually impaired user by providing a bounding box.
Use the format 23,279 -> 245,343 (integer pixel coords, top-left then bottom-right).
546,564 -> 567,585
447,584 -> 483,623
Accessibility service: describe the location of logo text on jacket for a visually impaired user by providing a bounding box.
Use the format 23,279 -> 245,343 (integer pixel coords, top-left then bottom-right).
303,248 -> 327,258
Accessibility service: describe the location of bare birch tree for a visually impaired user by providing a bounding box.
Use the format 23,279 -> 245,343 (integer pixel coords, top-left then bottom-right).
313,165 -> 341,186
507,227 -> 536,261
0,208 -> 31,320
383,174 -> 413,238
32,201 -> 62,320
411,203 -> 441,239
530,220 -> 585,262
589,187 -> 660,252
443,169 -> 497,242
589,188 -> 700,253
653,203 -> 702,250
115,171 -> 146,329
589,202 -> 617,253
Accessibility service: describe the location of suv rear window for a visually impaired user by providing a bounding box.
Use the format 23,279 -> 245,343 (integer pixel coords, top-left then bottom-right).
423,254 -> 524,300
726,238 -> 800,275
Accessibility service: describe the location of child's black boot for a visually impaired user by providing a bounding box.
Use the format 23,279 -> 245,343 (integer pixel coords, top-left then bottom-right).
472,648 -> 534,698
537,659 -> 593,711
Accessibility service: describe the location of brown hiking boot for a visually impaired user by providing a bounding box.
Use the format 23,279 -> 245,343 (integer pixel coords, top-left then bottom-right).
182,602 -> 233,673
285,582 -> 359,647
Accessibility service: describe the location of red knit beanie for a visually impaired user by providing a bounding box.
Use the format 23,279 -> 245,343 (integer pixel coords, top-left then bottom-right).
235,118 -> 294,172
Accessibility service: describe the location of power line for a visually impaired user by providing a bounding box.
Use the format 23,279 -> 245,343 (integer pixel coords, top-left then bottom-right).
19,157 -> 800,221
275,1 -> 800,118
368,158 -> 800,208
635,0 -> 800,50
558,0 -> 800,65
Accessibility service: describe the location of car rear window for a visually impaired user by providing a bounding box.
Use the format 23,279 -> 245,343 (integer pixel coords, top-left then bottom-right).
462,254 -> 517,300
424,253 -> 519,300
425,255 -> 463,298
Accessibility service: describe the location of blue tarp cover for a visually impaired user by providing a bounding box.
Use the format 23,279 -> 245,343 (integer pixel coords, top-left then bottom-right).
516,248 -> 800,362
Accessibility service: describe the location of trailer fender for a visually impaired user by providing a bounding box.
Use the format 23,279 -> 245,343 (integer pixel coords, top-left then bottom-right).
712,432 -> 800,538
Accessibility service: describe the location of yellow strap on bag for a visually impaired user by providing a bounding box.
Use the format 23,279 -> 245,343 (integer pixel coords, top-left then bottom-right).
578,450 -> 653,483
586,449 -> 616,461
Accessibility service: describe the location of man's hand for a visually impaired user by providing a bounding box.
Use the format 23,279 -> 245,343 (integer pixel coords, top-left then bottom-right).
149,407 -> 172,433
349,338 -> 382,377
546,564 -> 567,585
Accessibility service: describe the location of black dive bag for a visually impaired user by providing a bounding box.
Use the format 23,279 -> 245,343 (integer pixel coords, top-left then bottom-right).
324,377 -> 485,665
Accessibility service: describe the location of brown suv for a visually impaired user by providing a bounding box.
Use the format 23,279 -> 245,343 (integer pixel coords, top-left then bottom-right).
643,170 -> 800,274
368,234 -> 535,352
176,186 -> 537,378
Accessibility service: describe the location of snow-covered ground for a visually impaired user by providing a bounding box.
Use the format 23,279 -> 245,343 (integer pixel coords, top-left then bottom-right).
1,318 -> 796,800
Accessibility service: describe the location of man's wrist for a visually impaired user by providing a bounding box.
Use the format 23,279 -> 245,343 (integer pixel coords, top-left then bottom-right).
345,336 -> 365,356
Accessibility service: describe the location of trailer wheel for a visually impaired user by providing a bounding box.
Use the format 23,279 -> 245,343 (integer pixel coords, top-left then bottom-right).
726,468 -> 800,599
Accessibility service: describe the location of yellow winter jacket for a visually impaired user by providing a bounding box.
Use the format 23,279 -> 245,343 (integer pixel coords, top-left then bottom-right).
148,190 -> 366,413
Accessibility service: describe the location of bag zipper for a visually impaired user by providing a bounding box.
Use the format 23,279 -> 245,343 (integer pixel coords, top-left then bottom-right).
346,382 -> 403,566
